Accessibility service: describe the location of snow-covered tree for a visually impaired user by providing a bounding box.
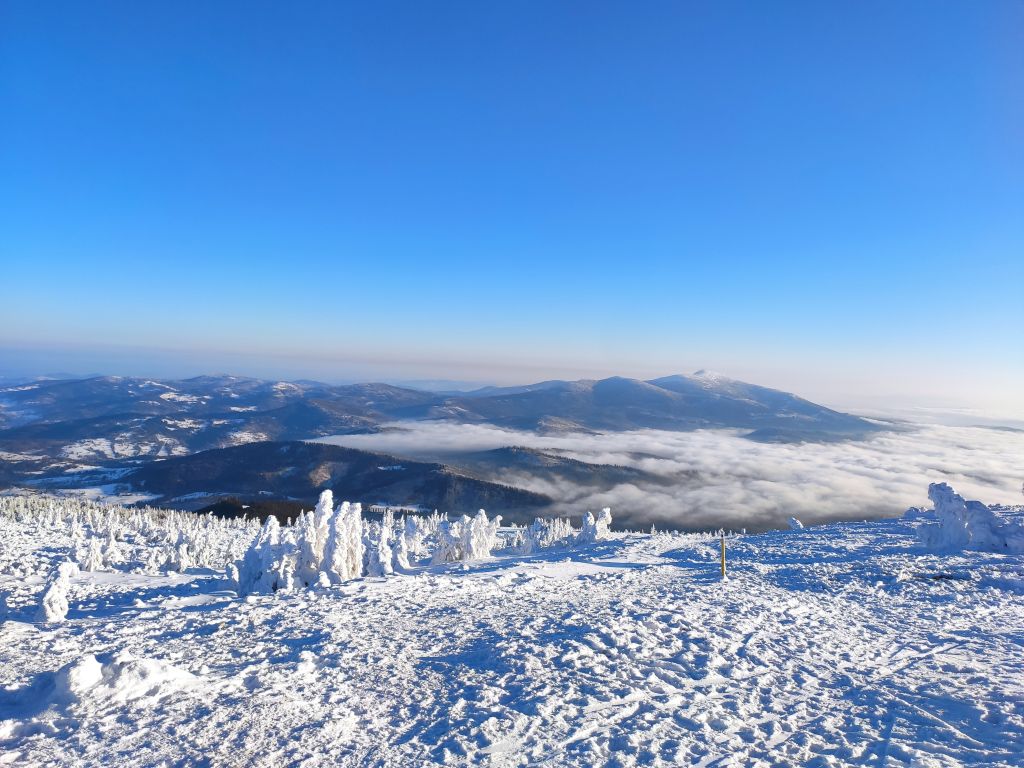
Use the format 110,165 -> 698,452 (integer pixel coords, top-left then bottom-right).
464,510 -> 502,560
432,518 -> 465,564
577,508 -> 612,544
363,520 -> 394,577
323,502 -> 364,582
36,561 -> 78,623
918,482 -> 1024,553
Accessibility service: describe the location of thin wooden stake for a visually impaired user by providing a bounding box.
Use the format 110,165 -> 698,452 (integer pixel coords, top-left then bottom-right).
720,533 -> 726,579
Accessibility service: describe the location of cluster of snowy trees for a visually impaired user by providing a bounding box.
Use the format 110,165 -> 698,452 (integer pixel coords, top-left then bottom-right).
231,490 -> 615,595
0,493 -> 616,610
0,495 -> 260,577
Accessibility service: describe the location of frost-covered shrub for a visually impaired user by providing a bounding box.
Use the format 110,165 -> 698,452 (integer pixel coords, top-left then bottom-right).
401,513 -> 443,560
432,517 -> 466,564
234,517 -> 296,595
292,490 -> 334,587
917,482 -> 1024,554
577,508 -> 612,544
36,561 -> 79,623
75,536 -> 107,572
429,510 -> 503,564
520,517 -> 575,554
392,531 -> 413,573
363,520 -> 394,577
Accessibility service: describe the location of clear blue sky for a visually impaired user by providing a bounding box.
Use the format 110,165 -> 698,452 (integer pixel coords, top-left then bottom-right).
2,2 -> 1021,412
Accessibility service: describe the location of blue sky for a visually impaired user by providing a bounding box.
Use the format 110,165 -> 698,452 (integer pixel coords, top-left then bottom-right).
2,2 -> 1021,412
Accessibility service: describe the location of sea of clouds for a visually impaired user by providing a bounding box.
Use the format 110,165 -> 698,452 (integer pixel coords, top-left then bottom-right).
318,421 -> 1024,530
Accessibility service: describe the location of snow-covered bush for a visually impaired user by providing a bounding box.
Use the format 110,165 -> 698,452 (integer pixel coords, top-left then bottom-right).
363,519 -> 394,577
577,508 -> 612,544
430,510 -> 503,564
75,536 -> 107,571
519,517 -> 575,554
401,513 -> 443,560
788,517 -> 804,531
392,530 -> 414,574
431,518 -> 465,565
36,561 -> 79,623
916,483 -> 1024,554
234,516 -> 295,595
324,501 -> 365,582
465,510 -> 502,560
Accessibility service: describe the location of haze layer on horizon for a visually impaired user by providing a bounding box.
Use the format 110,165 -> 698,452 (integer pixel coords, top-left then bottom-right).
3,3 -> 1021,416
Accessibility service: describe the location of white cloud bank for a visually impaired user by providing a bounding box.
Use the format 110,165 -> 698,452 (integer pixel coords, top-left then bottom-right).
318,422 -> 1024,531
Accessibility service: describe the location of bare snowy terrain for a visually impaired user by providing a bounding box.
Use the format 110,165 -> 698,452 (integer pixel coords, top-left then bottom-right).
1,490 -> 1022,767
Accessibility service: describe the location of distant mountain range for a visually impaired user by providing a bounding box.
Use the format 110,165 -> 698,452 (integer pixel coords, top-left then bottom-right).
0,371 -> 881,515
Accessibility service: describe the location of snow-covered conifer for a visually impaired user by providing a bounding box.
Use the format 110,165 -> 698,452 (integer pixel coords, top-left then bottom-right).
36,561 -> 78,623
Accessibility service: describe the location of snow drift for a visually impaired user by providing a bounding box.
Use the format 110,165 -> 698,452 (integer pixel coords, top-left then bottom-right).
53,652 -> 199,707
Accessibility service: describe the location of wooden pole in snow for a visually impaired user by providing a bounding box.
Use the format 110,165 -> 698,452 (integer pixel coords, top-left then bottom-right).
720,533 -> 726,579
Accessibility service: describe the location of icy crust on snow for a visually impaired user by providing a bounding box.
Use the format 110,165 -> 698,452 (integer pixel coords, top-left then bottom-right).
1,489 -> 1023,766
914,482 -> 1024,554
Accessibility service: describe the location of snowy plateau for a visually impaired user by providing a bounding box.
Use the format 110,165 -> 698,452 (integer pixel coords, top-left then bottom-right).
0,485 -> 1022,767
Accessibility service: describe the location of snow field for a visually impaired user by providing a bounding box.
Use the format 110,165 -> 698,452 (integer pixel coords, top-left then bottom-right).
0,490 -> 1022,766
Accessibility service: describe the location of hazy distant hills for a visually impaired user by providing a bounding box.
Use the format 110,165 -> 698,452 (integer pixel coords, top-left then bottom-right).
0,375 -> 435,431
0,370 -> 876,437
422,372 -> 872,433
0,371 -> 880,512
124,441 -> 551,520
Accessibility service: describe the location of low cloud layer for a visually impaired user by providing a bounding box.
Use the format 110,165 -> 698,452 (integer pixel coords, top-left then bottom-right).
318,422 -> 1024,531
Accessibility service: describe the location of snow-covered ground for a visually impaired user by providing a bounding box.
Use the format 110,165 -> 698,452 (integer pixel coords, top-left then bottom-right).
1,494 -> 1023,766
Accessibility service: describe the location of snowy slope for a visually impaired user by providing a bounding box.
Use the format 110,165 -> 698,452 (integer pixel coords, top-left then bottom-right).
1,496 -> 1023,766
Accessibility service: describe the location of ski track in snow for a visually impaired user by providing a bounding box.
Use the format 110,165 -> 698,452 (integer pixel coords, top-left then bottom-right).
1,516 -> 1023,766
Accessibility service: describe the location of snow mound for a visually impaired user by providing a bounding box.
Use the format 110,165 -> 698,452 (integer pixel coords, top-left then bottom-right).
917,482 -> 1024,554
53,652 -> 198,707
